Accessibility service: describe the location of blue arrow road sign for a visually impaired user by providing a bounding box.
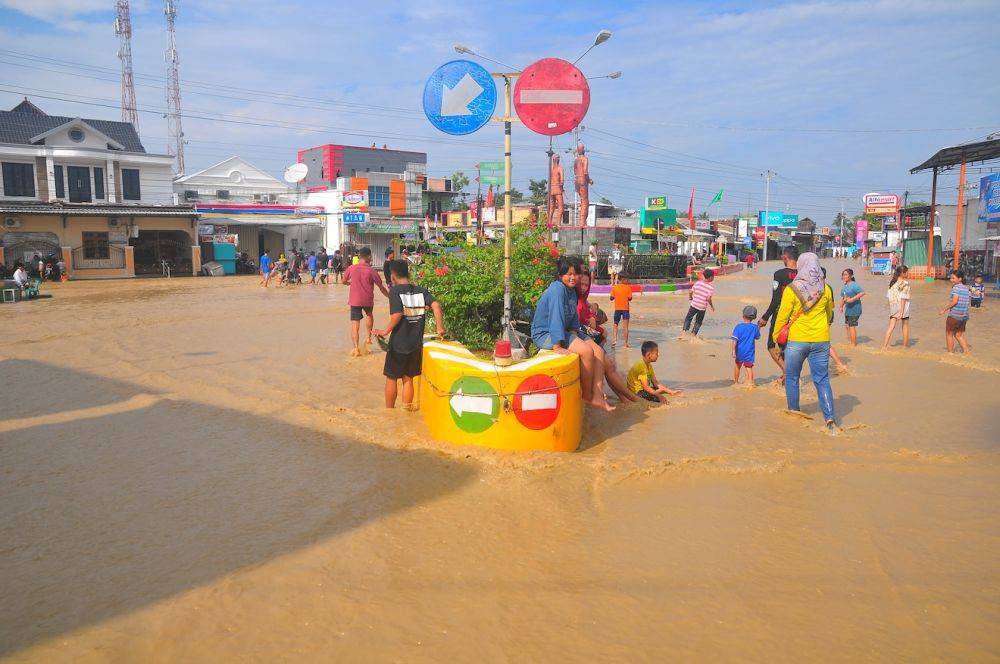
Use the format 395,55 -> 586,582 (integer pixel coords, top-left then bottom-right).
423,60 -> 497,136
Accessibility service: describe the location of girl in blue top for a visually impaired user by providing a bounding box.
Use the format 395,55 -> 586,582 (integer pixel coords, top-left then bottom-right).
531,257 -> 616,412
839,268 -> 865,346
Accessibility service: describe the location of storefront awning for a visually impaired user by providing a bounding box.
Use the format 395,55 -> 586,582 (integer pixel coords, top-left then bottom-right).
201,215 -> 324,226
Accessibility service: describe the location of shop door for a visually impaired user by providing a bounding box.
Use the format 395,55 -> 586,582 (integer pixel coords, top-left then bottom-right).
130,230 -> 192,275
67,166 -> 92,203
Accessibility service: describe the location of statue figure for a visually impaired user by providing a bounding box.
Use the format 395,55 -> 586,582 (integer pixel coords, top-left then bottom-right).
574,143 -> 592,227
547,153 -> 564,228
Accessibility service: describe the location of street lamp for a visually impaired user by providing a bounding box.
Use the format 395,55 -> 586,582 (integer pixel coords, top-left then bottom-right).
574,29 -> 613,64
587,71 -> 622,80
452,43 -> 517,71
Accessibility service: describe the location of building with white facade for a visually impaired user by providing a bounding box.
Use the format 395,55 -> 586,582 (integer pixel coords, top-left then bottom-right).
0,98 -> 199,278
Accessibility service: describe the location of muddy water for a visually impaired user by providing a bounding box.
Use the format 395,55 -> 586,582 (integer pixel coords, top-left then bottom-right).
1,261 -> 998,661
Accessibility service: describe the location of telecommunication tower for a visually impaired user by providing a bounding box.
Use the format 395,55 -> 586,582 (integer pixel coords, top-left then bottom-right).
164,0 -> 185,174
114,0 -> 140,130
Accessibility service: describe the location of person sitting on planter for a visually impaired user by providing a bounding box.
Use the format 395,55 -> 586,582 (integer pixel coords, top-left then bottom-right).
531,256 -> 615,412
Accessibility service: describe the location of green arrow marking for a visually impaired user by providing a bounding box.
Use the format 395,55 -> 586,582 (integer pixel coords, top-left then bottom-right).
448,376 -> 499,434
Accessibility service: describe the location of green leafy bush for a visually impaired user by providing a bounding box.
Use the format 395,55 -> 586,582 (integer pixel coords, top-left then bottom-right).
415,224 -> 560,349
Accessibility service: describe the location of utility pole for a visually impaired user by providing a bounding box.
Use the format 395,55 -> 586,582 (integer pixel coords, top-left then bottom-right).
545,136 -> 554,241
164,0 -> 185,175
953,161 -> 967,272
114,0 -> 139,130
762,169 -> 774,261
840,198 -> 845,254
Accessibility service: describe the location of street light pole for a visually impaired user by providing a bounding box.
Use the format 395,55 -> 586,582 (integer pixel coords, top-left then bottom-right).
496,72 -> 517,339
762,169 -> 774,261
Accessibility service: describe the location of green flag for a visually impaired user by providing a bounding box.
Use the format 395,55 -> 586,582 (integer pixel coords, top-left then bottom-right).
710,189 -> 724,206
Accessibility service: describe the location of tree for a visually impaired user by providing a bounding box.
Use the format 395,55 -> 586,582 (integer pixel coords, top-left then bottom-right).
451,170 -> 470,194
599,196 -> 613,206
697,211 -> 709,220
528,179 -> 548,206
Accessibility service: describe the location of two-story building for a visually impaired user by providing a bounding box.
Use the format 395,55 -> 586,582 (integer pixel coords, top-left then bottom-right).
0,98 -> 199,278
298,144 -> 459,257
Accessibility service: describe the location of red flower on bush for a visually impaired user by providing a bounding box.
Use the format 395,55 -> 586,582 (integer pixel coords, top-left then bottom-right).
435,266 -> 450,277
418,271 -> 426,279
531,257 -> 540,265
534,278 -> 544,286
548,247 -> 560,258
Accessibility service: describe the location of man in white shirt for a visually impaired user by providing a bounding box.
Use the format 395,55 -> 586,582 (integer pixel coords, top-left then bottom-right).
13,263 -> 30,289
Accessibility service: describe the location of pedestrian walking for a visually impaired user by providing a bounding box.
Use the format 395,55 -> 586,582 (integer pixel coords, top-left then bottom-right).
939,269 -> 972,354
881,265 -> 911,350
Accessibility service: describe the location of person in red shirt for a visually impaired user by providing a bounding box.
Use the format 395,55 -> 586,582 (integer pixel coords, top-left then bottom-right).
342,247 -> 389,356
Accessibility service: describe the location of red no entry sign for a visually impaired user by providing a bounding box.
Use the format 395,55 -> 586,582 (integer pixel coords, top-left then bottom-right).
512,374 -> 561,430
513,58 -> 590,136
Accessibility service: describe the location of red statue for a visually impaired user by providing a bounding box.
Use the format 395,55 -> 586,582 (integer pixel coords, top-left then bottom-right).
574,143 -> 592,227
547,153 -> 564,228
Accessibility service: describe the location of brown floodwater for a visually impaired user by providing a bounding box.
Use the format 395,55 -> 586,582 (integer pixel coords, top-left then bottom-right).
1,260 -> 998,661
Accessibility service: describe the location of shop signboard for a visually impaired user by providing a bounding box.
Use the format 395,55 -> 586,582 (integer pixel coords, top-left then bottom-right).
645,195 -> 667,210
855,218 -> 868,246
213,234 -> 238,244
862,193 -> 900,215
108,231 -> 128,245
757,211 -> 798,228
197,224 -> 215,236
737,218 -> 749,238
695,218 -> 711,231
639,207 -> 678,235
343,212 -> 368,224
868,231 -> 886,242
978,172 -> 1000,223
341,190 -> 368,210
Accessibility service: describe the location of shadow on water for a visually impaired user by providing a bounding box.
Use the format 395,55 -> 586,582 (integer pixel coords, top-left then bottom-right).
0,359 -> 477,656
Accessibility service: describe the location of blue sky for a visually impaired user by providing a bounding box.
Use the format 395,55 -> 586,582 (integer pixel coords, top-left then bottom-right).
1,0 -> 998,222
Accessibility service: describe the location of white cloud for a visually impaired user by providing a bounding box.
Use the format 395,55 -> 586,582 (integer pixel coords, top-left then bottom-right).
0,0 -> 109,23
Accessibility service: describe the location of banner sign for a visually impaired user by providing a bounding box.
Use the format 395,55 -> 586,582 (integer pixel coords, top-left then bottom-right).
738,218 -> 749,238
855,218 -> 869,244
645,195 -> 667,210
978,173 -> 1000,223
341,190 -> 368,210
695,219 -> 711,231
757,211 -> 799,228
863,193 -> 900,215
294,206 -> 324,215
213,234 -> 238,244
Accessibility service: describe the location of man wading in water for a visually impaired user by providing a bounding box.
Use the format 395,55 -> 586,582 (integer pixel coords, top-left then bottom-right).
758,245 -> 799,383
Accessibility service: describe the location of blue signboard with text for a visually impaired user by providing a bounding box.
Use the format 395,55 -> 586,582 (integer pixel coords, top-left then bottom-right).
343,212 -> 368,224
423,60 -> 497,136
758,211 -> 799,228
979,173 -> 1000,223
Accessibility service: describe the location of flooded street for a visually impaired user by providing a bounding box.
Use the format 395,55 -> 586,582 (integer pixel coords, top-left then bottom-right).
2,260 -> 998,661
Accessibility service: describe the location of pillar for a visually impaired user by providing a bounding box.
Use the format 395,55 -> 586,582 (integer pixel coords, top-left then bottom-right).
191,245 -> 201,276
61,246 -> 73,279
45,156 -> 57,201
124,245 -> 135,278
106,159 -> 118,203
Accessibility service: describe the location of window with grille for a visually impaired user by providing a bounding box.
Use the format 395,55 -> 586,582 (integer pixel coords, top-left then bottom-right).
368,185 -> 389,207
83,231 -> 110,260
2,162 -> 35,197
121,168 -> 141,200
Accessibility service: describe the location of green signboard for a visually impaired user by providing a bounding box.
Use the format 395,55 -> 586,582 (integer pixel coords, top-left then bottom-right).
480,174 -> 506,186
448,376 -> 499,433
639,208 -> 678,235
478,161 -> 504,172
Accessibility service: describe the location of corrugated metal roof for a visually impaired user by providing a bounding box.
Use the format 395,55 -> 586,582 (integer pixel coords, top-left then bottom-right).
0,202 -> 195,216
910,138 -> 1000,173
0,99 -> 145,153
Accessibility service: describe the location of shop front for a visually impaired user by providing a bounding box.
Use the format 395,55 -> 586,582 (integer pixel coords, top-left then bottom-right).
345,219 -> 421,261
0,202 -> 198,279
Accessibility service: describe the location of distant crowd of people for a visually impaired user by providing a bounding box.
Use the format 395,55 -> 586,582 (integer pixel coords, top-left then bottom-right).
0,253 -> 66,284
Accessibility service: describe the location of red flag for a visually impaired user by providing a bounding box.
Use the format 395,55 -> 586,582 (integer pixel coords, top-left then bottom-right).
687,187 -> 695,229
485,185 -> 495,208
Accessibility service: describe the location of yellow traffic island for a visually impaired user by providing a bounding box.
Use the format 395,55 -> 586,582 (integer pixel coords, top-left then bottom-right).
419,339 -> 583,452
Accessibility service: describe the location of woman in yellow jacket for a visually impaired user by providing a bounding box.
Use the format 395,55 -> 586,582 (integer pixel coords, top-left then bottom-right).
772,252 -> 836,429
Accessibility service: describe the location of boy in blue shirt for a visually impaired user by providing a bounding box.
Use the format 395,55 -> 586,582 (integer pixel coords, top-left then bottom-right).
731,305 -> 761,386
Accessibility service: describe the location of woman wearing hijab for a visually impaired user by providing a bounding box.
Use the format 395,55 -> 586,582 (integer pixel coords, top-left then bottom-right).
575,272 -> 639,403
772,252 -> 837,429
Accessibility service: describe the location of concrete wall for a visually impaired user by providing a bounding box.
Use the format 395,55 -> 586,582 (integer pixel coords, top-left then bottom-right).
935,199 -> 996,250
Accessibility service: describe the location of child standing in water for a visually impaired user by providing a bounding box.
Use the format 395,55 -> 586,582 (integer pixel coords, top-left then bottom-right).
627,341 -> 683,404
373,260 -> 445,408
731,305 -> 761,386
683,269 -> 716,337
970,274 -> 985,309
839,268 -> 865,346
939,269 -> 972,354
881,265 -> 911,350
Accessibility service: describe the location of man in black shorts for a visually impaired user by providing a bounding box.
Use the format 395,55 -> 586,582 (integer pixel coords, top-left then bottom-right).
758,245 -> 799,381
373,259 -> 445,409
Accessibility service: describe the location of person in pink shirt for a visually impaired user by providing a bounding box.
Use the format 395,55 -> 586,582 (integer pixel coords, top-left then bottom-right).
342,247 -> 389,356
682,268 -> 715,336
